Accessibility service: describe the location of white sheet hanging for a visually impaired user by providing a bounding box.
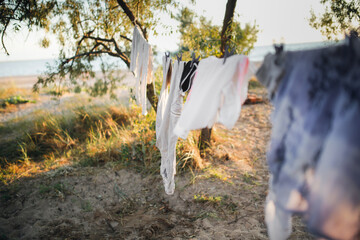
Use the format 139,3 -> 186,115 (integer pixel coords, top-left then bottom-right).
174,55 -> 251,139
130,26 -> 153,115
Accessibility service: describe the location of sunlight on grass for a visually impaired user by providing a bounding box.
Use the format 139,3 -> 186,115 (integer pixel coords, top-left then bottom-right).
0,81 -> 267,185
0,102 -> 205,185
0,83 -> 30,99
192,193 -> 239,219
194,194 -> 222,204
202,166 -> 233,183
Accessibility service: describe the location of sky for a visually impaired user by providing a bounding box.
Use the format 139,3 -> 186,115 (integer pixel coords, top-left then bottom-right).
0,0 -> 330,62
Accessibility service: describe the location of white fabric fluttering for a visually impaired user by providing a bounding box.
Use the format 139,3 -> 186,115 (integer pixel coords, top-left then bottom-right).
174,55 -> 251,139
130,26 -> 153,115
156,59 -> 184,195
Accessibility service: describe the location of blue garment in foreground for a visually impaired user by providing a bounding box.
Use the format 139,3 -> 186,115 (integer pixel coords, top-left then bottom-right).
257,36 -> 360,240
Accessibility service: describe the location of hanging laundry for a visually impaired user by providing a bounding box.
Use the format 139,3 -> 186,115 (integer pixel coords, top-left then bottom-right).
130,26 -> 153,115
156,58 -> 185,195
257,36 -> 360,240
174,55 -> 251,139
156,54 -> 172,144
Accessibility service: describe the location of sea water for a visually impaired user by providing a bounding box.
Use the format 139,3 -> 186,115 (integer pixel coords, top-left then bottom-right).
0,56 -> 127,77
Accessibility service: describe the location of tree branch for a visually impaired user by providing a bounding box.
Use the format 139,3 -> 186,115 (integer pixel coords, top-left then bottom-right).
1,1 -> 22,55
81,35 -> 130,67
63,50 -> 110,63
65,49 -> 129,67
116,0 -> 147,39
119,34 -> 132,42
84,35 -> 131,43
1,19 -> 10,55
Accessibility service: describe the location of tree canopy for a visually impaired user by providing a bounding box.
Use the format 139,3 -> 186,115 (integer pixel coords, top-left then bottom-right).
175,7 -> 258,60
32,0 -> 184,108
1,0 -> 258,110
309,0 -> 360,40
0,0 -> 56,55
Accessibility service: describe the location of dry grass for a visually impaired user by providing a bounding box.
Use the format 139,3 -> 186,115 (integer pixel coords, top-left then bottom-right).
0,100 -> 204,185
0,80 -> 314,239
0,84 -> 30,100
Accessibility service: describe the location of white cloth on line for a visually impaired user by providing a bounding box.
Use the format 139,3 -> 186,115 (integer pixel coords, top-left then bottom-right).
130,26 -> 153,115
156,59 -> 185,195
174,55 -> 251,139
156,55 -> 172,144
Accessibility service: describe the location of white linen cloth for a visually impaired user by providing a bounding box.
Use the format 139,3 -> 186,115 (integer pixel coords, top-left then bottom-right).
156,60 -> 185,195
174,55 -> 251,139
130,26 -> 153,115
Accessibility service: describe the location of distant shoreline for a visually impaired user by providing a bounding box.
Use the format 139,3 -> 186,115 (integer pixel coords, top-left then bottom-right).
0,71 -> 138,89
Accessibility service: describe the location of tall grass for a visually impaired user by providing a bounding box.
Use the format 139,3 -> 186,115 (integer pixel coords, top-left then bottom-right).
0,104 -> 203,184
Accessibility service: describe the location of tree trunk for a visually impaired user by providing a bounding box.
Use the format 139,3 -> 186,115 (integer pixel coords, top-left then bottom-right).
146,82 -> 157,111
220,0 -> 238,56
198,0 -> 237,153
199,127 -> 212,156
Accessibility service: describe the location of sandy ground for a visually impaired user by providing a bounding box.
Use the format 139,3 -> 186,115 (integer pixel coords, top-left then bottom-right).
0,71 -> 316,239
0,84 -> 315,240
0,75 -> 40,89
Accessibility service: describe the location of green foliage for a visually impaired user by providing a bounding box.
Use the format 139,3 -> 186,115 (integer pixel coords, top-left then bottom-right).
175,7 -> 258,59
193,194 -> 238,216
0,0 -> 56,54
1,95 -> 36,107
194,194 -> 222,204
309,0 -> 360,40
33,0 -> 183,97
248,78 -> 263,90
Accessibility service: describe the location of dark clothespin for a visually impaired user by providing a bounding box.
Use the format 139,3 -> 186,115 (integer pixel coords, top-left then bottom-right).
223,46 -> 235,64
346,30 -> 359,47
191,52 -> 200,63
350,30 -> 358,38
274,44 -> 284,55
176,52 -> 182,62
165,51 -> 170,59
274,44 -> 285,66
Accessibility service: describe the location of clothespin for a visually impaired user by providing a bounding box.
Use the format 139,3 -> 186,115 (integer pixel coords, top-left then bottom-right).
346,30 -> 359,47
274,44 -> 284,55
191,52 -> 200,63
176,52 -> 182,62
273,44 -> 285,65
165,51 -> 170,59
223,46 -> 235,64
350,30 -> 358,38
